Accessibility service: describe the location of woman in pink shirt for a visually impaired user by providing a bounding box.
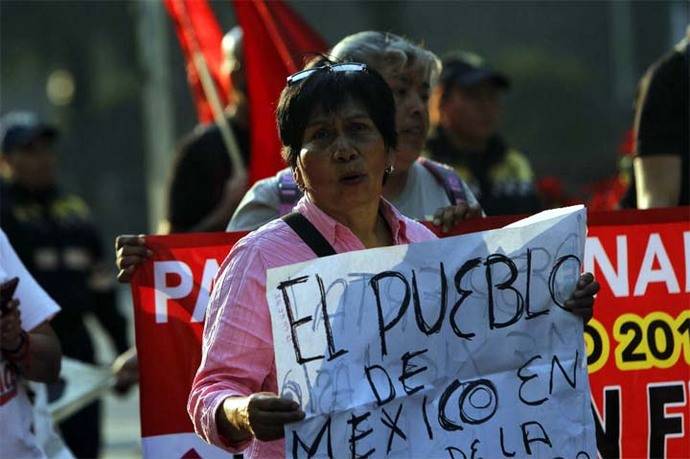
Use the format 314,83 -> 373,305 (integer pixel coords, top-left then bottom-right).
187,62 -> 600,458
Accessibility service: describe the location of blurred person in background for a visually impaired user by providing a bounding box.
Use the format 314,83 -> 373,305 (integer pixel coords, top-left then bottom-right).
1,229 -> 63,459
162,25 -> 250,234
427,52 -> 542,216
0,111 -> 131,458
226,31 -> 482,233
633,28 -> 689,209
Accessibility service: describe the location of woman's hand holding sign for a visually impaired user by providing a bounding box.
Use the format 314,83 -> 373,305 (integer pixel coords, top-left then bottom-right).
115,234 -> 152,283
566,272 -> 600,323
219,393 -> 305,443
433,203 -> 484,233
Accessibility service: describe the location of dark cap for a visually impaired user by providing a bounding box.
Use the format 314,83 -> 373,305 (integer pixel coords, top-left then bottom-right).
0,111 -> 58,154
440,52 -> 510,90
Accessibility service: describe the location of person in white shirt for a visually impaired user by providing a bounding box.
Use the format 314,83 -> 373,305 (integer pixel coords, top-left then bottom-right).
0,228 -> 62,459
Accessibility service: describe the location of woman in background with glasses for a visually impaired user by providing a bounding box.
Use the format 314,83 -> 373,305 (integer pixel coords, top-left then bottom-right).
186,61 -> 600,458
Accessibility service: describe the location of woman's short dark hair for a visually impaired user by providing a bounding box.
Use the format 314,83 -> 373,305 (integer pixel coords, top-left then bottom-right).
276,62 -> 397,168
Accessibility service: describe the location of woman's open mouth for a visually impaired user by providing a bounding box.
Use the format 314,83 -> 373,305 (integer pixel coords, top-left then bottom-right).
400,126 -> 423,136
339,172 -> 368,185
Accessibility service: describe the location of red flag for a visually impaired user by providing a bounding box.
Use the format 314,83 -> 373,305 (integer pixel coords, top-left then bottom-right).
164,0 -> 230,124
233,0 -> 328,183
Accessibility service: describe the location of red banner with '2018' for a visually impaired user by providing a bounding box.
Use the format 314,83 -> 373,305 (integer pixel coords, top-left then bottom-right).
582,209 -> 689,459
130,207 -> 689,458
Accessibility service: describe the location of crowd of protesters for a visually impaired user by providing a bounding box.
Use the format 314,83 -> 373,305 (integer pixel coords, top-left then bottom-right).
0,19 -> 687,459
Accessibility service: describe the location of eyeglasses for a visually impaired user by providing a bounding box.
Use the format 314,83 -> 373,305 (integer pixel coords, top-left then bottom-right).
286,62 -> 368,86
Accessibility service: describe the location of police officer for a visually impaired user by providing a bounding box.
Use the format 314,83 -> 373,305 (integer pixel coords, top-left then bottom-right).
427,52 -> 542,216
0,111 -> 131,458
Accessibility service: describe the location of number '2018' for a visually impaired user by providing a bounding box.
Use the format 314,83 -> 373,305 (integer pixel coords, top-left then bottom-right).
613,311 -> 690,371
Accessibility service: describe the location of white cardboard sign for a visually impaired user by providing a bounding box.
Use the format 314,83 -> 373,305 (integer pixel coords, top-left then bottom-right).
267,206 -> 596,459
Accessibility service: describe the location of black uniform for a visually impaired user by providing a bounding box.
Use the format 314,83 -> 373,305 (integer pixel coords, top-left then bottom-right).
1,179 -> 129,458
427,127 -> 542,216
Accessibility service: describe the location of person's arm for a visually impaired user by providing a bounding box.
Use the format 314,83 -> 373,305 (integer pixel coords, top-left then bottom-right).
112,347 -> 139,394
188,241 -> 302,451
634,155 -> 682,208
1,300 -> 61,383
633,52 -> 684,209
22,321 -> 62,382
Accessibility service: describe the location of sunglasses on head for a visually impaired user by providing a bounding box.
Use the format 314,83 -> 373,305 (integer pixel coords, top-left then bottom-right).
286,62 -> 368,86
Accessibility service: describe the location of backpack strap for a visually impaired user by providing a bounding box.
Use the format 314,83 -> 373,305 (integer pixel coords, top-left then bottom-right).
282,212 -> 336,257
418,157 -> 468,206
277,169 -> 303,216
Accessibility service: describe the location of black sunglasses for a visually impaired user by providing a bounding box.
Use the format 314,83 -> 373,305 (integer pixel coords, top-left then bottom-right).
286,62 -> 368,86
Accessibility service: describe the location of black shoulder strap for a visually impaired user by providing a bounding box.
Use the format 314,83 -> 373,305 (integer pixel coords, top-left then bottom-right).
282,212 -> 336,257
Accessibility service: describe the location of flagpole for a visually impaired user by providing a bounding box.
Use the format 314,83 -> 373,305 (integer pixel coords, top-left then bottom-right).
136,0 -> 176,232
176,0 -> 247,180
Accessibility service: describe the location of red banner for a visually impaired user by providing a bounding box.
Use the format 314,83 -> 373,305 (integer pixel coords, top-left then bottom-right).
164,0 -> 230,124
583,208 -> 689,459
131,232 -> 244,457
233,0 -> 328,183
131,208 -> 689,458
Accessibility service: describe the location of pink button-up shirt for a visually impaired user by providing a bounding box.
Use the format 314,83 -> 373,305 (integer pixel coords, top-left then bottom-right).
188,197 -> 437,458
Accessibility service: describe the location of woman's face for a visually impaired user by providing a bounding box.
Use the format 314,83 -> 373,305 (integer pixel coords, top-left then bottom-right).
383,64 -> 430,173
294,98 -> 393,215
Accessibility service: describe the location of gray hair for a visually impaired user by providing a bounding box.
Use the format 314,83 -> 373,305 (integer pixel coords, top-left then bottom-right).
330,31 -> 441,85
